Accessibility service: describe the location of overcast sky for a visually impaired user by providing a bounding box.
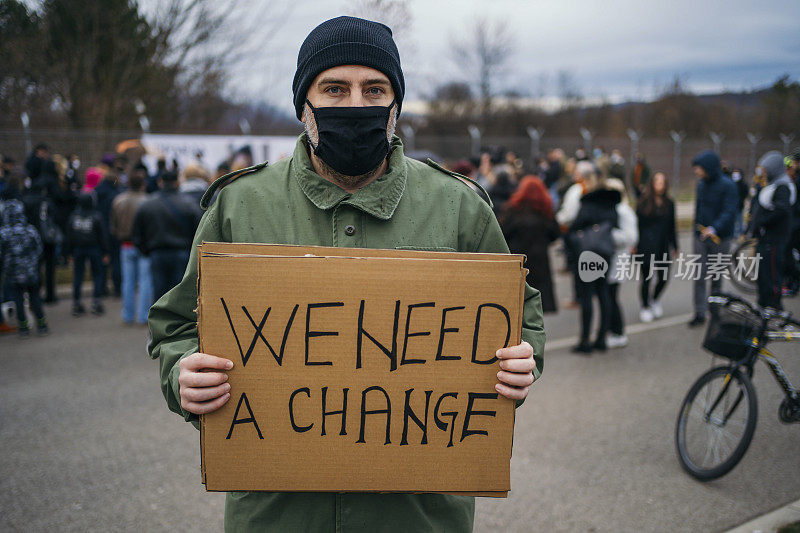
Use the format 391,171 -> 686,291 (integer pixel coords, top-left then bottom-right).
224,0 -> 799,115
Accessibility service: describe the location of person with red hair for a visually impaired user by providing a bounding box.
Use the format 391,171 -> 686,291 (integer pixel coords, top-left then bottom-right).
499,176 -> 559,312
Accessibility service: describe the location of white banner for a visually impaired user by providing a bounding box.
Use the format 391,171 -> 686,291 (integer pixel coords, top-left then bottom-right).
140,133 -> 299,174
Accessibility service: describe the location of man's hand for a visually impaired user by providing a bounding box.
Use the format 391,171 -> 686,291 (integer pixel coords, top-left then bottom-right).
178,353 -> 233,414
495,341 -> 536,401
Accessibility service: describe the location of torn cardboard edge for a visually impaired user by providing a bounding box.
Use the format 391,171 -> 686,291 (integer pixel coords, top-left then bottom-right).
197,242 -> 526,498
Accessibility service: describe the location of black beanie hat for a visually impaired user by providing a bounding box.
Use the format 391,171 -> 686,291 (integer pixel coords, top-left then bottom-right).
292,16 -> 404,120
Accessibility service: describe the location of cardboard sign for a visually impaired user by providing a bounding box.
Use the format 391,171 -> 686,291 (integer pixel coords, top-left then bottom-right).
197,243 -> 526,496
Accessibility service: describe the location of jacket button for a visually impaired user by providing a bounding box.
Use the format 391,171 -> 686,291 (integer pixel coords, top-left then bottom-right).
344,225 -> 356,236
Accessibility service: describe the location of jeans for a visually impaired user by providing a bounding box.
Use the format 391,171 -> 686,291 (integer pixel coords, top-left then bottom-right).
121,244 -> 153,324
640,253 -> 670,307
12,283 -> 44,326
577,277 -> 611,343
608,282 -> 624,336
692,235 -> 730,316
73,245 -> 104,303
150,249 -> 190,301
756,240 -> 787,310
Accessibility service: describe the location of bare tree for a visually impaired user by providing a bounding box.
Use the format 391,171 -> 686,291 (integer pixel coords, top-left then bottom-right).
450,17 -> 515,128
557,70 -> 583,111
348,0 -> 412,39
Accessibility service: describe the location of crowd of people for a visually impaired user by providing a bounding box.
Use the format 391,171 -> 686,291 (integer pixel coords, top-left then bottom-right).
447,144 -> 800,354
1,139 -> 799,347
0,142 -> 254,336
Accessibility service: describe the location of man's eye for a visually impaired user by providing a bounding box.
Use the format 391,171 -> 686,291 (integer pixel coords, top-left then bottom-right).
327,86 -> 342,94
367,87 -> 383,95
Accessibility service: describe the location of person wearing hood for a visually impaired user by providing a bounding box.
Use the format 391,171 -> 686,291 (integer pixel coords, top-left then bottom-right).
0,199 -> 48,336
749,151 -> 796,309
146,16 -> 544,532
66,192 -> 109,316
688,150 -> 738,327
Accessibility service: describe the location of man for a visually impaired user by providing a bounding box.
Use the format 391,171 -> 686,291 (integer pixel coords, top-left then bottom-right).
132,171 -> 201,300
24,143 -> 50,185
689,150 -> 738,326
110,166 -> 152,324
783,149 -> 800,296
148,16 -> 544,532
749,151 -> 796,309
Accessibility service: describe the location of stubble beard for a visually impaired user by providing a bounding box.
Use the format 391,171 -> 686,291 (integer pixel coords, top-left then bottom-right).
303,103 -> 397,190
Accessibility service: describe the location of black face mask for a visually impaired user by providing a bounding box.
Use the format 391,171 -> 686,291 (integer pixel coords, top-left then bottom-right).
307,100 -> 393,176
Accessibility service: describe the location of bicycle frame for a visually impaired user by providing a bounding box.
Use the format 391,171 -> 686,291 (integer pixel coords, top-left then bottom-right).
705,326 -> 800,425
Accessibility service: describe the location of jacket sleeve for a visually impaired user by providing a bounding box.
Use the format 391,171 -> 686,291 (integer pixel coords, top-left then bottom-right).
756,184 -> 792,229
469,204 -> 545,391
555,185 -> 581,227
109,198 -> 120,240
711,180 -> 738,235
612,203 -> 638,250
147,203 -> 223,426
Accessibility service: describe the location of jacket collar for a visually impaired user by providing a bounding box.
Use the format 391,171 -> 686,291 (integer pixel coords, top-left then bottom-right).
291,133 -> 407,220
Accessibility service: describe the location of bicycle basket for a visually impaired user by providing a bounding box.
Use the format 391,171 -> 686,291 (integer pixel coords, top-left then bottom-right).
702,296 -> 761,360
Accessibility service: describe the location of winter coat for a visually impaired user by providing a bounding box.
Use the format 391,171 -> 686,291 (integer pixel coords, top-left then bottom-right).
0,199 -> 42,285
147,134 -> 546,533
570,187 -> 621,233
131,189 -> 202,254
750,152 -> 796,245
501,207 -> 559,312
66,206 -> 107,254
692,150 -> 738,239
636,197 -> 678,256
110,190 -> 147,242
609,201 -> 638,284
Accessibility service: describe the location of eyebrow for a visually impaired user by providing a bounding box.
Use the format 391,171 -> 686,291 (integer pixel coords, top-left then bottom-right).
317,77 -> 390,87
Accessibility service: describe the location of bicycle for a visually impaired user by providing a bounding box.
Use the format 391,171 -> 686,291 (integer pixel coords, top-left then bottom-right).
675,293 -> 800,481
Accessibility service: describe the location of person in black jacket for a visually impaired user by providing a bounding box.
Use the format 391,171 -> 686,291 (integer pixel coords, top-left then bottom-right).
499,176 -> 559,313
93,168 -> 121,297
131,171 -> 202,300
750,151 -> 796,309
689,150 -> 738,327
66,193 -> 109,316
569,173 -> 621,353
636,172 -> 678,322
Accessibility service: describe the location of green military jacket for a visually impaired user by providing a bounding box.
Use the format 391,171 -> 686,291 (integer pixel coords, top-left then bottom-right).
148,133 -> 545,533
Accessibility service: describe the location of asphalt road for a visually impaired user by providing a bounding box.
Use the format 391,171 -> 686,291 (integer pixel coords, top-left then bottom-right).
1,235 -> 798,532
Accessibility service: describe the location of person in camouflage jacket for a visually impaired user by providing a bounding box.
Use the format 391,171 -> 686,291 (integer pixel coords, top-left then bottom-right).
0,199 -> 48,335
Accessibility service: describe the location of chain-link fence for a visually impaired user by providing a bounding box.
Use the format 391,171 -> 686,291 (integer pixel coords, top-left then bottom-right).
1,128 -> 791,197
413,134 -> 789,197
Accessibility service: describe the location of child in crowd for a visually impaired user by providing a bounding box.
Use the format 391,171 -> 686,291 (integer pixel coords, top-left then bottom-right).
0,199 -> 48,336
66,193 -> 108,316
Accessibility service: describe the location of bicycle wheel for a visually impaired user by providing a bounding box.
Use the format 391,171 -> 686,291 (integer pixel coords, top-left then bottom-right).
729,238 -> 759,293
675,366 -> 758,480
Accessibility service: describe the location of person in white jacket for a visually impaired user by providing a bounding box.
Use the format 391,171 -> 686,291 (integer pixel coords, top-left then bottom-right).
605,178 -> 638,348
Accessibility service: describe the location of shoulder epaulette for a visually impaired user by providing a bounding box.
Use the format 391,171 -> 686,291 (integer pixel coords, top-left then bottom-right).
425,158 -> 493,209
200,161 -> 269,210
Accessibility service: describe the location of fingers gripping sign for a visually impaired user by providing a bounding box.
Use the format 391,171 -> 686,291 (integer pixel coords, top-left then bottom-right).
179,353 -> 234,414
494,341 -> 536,401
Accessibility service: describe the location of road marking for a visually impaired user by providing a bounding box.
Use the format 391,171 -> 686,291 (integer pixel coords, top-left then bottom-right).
545,313 -> 696,352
